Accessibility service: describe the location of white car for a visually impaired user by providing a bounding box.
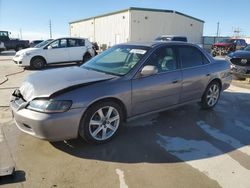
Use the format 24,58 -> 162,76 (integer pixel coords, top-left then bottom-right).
13,37 -> 95,69
0,41 -> 5,53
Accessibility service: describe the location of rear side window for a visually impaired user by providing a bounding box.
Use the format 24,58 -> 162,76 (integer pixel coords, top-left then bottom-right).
179,46 -> 208,68
173,37 -> 187,42
78,39 -> 85,46
68,39 -> 78,47
240,40 -> 246,46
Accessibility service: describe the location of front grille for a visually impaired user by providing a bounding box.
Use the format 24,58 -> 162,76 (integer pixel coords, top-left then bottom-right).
230,58 -> 250,66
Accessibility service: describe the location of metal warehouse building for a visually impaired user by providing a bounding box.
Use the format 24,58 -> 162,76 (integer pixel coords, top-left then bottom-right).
69,7 -> 204,48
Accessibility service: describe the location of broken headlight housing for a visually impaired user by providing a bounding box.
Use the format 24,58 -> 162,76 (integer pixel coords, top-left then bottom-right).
27,99 -> 72,113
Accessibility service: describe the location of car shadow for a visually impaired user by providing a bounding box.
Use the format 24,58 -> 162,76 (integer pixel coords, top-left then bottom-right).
0,170 -> 26,185
51,91 -> 250,164
24,62 -> 80,71
0,51 -> 16,56
44,62 -> 80,70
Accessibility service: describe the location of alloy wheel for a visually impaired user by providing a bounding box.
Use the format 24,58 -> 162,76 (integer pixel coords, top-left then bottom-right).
89,106 -> 120,141
206,84 -> 220,107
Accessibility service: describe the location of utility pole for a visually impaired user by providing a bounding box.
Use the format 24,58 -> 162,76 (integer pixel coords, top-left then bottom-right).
19,29 -> 23,39
216,22 -> 220,37
49,19 -> 52,39
0,0 -> 2,27
233,27 -> 241,38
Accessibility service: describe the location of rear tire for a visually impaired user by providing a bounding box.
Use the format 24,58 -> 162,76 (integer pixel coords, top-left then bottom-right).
30,57 -> 46,70
200,81 -> 221,109
82,53 -> 92,64
79,101 -> 123,144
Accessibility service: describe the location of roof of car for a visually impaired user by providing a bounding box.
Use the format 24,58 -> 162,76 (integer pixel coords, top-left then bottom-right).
53,37 -> 88,40
158,35 -> 187,38
118,41 -> 197,48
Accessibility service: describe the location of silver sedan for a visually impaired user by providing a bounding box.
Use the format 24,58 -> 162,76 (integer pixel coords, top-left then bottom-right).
10,42 -> 232,144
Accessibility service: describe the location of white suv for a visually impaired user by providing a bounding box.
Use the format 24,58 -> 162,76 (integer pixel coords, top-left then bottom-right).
13,37 -> 95,69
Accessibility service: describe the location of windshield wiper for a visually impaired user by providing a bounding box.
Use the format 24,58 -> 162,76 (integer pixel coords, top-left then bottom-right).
82,66 -> 121,76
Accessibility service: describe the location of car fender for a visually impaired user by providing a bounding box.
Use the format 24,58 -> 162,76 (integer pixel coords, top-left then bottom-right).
86,46 -> 95,57
29,50 -> 47,65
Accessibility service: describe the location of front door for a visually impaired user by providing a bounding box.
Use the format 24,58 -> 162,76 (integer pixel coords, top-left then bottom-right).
132,46 -> 182,116
45,38 -> 69,63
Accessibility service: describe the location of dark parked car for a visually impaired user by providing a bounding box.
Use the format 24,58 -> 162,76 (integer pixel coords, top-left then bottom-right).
155,35 -> 188,42
226,45 -> 250,79
0,31 -> 29,52
29,40 -> 44,47
10,42 -> 231,144
211,38 -> 247,57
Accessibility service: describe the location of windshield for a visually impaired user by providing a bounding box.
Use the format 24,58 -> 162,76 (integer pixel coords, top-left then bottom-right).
244,45 -> 250,51
82,45 -> 149,76
217,38 -> 235,43
34,39 -> 53,48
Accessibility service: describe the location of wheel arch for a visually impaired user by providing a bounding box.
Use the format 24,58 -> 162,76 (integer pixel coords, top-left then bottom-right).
30,55 -> 47,64
83,51 -> 92,58
83,97 -> 128,122
208,78 -> 222,89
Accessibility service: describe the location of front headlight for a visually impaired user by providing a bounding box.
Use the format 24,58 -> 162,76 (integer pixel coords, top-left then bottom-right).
225,55 -> 231,62
27,99 -> 72,113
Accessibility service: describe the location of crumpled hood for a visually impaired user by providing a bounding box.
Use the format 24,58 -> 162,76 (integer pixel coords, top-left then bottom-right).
19,66 -> 116,101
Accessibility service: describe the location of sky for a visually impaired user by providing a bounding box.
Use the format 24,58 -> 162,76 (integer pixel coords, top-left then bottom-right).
0,0 -> 249,40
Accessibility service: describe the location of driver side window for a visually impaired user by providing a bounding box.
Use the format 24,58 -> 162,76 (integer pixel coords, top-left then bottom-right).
144,46 -> 177,73
50,40 -> 60,48
50,39 -> 67,48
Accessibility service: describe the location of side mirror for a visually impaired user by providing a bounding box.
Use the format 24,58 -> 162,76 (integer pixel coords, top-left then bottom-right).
47,46 -> 52,50
140,65 -> 158,77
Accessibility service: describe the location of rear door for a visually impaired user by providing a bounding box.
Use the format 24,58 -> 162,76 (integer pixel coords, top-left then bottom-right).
132,45 -> 182,115
68,38 -> 87,61
178,45 -> 211,102
45,39 -> 70,63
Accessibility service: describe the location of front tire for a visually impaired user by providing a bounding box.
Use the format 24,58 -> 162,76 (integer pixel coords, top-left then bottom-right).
201,81 -> 221,109
79,101 -> 123,144
30,57 -> 46,70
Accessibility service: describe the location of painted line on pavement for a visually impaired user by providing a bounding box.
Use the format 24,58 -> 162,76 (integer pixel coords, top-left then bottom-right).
197,121 -> 250,156
0,128 -> 3,143
235,120 -> 250,132
157,134 -> 250,188
116,169 -> 128,188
